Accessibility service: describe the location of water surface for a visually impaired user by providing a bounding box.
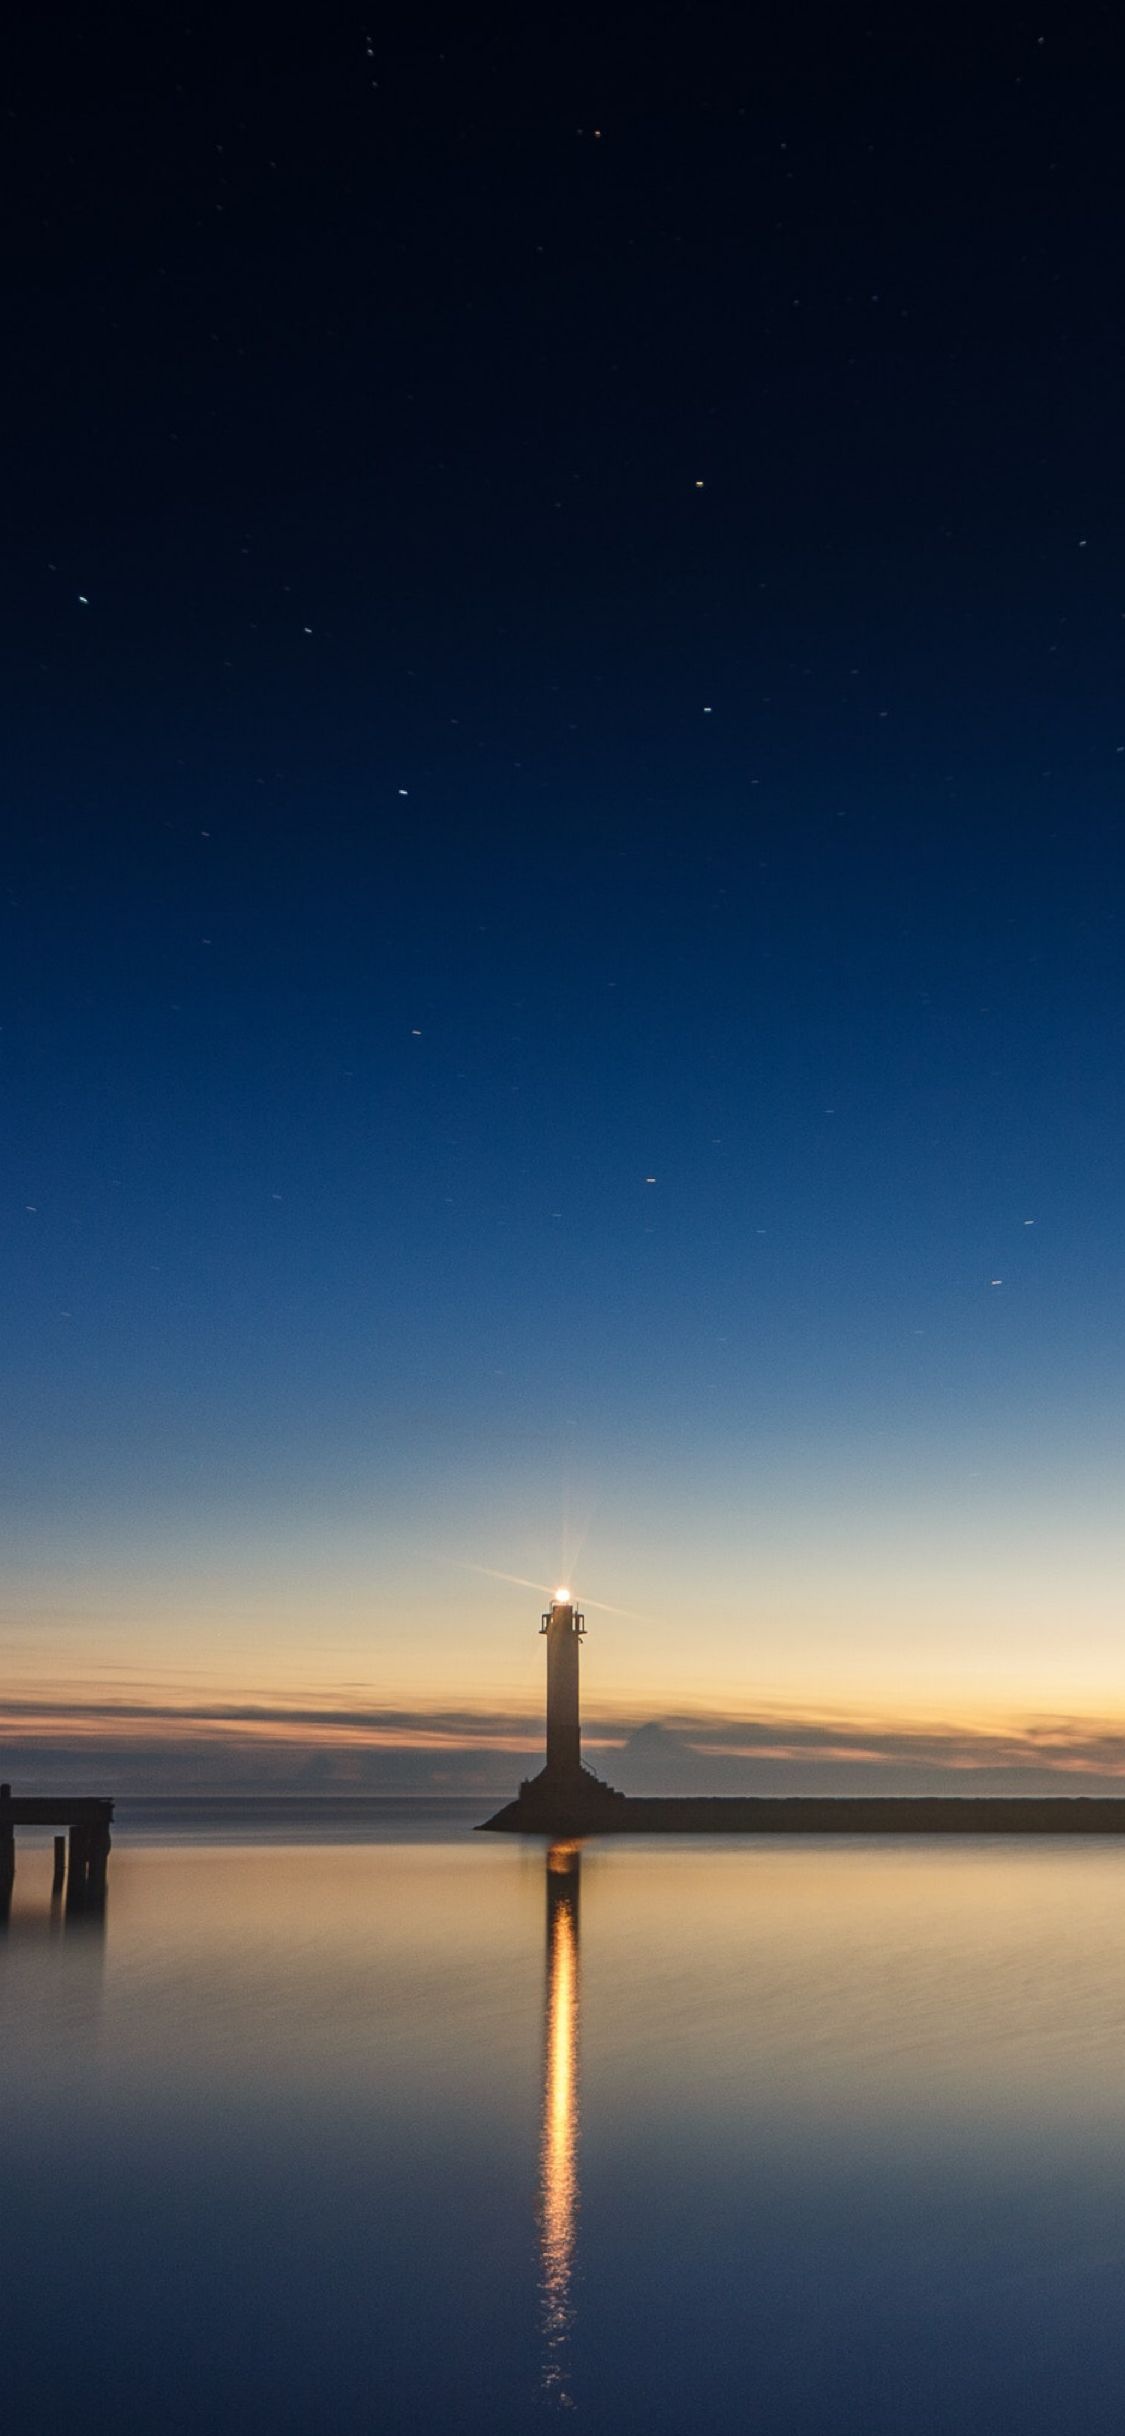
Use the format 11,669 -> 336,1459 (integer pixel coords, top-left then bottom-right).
6,1813 -> 1125,2432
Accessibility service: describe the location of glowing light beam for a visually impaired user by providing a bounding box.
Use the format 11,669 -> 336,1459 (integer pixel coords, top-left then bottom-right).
450,1560 -> 655,1623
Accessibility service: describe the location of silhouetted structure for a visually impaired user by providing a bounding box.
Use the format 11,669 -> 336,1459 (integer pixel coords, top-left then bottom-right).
482,1595 -> 628,1833
0,1784 -> 113,1920
544,1593 -> 582,1777
478,1608 -> 1125,1835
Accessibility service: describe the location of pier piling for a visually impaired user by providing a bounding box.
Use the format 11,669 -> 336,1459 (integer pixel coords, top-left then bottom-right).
0,1785 -> 13,1885
0,1787 -> 114,1917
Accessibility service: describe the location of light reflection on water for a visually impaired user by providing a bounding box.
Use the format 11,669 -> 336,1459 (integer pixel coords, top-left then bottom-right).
7,1828 -> 1125,2431
540,1843 -> 581,2405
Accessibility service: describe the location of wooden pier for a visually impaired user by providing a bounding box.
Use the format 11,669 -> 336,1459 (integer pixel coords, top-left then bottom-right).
0,1783 -> 114,1916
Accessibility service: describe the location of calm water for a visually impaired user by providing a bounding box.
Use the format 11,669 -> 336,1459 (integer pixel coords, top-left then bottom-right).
7,1813 -> 1125,2432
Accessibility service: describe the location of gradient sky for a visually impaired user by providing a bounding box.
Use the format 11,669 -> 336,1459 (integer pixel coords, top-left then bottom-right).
5,7 -> 1125,1790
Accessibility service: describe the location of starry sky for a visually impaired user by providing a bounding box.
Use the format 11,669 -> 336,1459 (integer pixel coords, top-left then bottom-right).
5,5 -> 1125,1792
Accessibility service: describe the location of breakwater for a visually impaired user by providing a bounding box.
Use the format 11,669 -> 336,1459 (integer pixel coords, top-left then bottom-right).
480,1792 -> 1125,1835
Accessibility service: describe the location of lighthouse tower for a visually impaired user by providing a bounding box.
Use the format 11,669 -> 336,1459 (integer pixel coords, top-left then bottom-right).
479,1587 -> 626,1831
542,1591 -> 584,1779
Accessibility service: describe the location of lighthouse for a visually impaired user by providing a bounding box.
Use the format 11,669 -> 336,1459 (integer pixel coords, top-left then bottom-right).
542,1591 -> 585,1779
479,1587 -> 626,1832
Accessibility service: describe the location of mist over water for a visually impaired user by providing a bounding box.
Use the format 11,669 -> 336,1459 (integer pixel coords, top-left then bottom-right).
7,1816 -> 1125,2433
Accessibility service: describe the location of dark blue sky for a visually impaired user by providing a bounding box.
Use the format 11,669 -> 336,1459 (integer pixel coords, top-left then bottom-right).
5,4 -> 1125,1762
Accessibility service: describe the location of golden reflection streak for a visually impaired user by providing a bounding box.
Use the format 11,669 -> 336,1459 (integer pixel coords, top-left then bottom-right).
539,1840 -> 582,2407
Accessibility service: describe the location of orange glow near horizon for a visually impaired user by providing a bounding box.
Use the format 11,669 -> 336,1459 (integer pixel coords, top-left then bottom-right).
12,1555 -> 1125,1789
9,1460 -> 1125,1764
0,1704 -> 623,1756
12,1608 -> 1125,1745
11,1684 -> 1125,1762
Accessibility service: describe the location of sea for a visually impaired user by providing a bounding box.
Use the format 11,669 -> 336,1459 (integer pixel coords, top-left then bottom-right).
6,1801 -> 1125,2433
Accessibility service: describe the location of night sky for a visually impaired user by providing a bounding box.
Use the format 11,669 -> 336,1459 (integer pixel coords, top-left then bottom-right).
6,6 -> 1125,1790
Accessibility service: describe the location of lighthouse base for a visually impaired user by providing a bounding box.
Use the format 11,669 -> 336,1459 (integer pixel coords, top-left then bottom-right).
478,1762 -> 628,1835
